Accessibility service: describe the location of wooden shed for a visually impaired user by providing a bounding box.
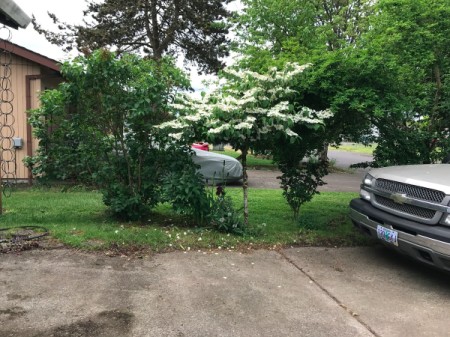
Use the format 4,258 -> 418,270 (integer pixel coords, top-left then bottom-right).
0,39 -> 62,181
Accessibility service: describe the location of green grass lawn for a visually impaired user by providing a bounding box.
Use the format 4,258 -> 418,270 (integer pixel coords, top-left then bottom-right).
0,188 -> 372,252
213,143 -> 375,170
212,149 -> 276,168
330,143 -> 376,155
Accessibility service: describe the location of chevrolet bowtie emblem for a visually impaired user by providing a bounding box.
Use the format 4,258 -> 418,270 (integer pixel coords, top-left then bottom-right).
391,193 -> 408,205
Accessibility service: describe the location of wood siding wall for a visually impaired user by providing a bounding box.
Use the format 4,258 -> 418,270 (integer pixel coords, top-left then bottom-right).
5,53 -> 59,180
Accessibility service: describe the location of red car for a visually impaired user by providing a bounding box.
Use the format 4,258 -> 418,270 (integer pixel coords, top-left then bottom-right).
192,142 -> 209,151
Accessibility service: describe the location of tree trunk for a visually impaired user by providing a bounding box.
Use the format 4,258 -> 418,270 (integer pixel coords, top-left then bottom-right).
241,148 -> 249,227
319,142 -> 329,162
432,62 -> 442,116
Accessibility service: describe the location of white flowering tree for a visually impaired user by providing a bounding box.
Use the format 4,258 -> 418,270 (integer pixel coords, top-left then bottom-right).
160,63 -> 333,226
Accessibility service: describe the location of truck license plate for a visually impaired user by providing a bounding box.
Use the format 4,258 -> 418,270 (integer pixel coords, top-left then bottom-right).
376,225 -> 398,246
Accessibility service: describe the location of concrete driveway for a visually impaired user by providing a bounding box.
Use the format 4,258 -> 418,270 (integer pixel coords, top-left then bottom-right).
4,150 -> 446,337
2,247 -> 450,337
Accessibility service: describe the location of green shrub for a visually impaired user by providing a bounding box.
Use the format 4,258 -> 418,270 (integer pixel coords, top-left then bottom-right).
28,50 -> 191,220
209,186 -> 244,235
279,159 -> 328,220
162,162 -> 211,225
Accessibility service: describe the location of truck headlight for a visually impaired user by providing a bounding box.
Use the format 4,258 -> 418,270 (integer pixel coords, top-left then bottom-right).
444,214 -> 450,226
360,189 -> 371,201
363,173 -> 375,187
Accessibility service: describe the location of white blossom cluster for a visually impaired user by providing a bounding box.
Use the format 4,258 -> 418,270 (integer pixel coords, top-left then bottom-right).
282,62 -> 313,77
267,101 -> 290,121
158,119 -> 186,130
208,123 -> 231,134
169,103 -> 187,111
184,114 -> 202,122
234,122 -> 254,130
285,128 -> 298,137
168,132 -> 183,140
157,62 -> 333,143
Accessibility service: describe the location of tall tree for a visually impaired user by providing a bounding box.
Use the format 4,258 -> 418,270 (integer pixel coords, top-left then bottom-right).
33,0 -> 232,73
235,0 -> 373,65
159,63 -> 332,224
237,0 -> 450,166
235,0 -> 376,157
363,0 -> 450,165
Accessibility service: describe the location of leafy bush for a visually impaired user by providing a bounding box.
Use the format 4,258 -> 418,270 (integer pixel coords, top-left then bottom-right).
162,156 -> 245,234
267,120 -> 330,220
162,159 -> 211,225
28,50 -> 191,220
209,186 -> 244,235
279,159 -> 328,220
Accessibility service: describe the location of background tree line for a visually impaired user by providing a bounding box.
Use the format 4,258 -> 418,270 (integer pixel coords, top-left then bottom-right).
235,0 -> 450,165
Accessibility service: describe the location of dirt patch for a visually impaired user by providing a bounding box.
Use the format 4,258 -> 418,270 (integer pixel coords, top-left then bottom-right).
0,227 -> 56,254
103,242 -> 154,258
31,310 -> 134,337
0,241 -> 41,254
0,307 -> 27,319
7,294 -> 31,301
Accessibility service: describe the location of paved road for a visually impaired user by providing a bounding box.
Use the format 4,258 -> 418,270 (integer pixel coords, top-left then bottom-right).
246,169 -> 366,192
246,149 -> 371,191
2,247 -> 450,337
328,150 -> 373,169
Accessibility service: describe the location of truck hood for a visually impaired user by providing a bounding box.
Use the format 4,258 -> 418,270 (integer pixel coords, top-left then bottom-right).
368,164 -> 450,195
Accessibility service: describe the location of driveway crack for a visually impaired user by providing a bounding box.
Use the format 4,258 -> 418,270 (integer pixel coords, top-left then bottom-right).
277,250 -> 380,337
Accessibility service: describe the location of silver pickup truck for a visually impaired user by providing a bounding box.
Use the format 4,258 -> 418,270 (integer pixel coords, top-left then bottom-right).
350,164 -> 450,271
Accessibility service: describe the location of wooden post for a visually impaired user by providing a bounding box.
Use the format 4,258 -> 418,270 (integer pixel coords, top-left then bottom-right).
0,174 -> 2,215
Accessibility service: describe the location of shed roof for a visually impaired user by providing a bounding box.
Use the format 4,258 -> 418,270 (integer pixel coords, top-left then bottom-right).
0,38 -> 60,72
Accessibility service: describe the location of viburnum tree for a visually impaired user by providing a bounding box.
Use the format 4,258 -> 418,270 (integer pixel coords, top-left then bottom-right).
159,62 -> 333,225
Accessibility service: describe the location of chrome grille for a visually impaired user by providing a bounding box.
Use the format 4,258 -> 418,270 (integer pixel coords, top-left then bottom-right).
374,195 -> 436,219
375,179 -> 445,204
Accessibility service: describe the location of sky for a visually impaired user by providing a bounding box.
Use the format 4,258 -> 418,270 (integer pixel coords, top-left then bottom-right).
10,0 -> 243,92
12,0 -> 86,61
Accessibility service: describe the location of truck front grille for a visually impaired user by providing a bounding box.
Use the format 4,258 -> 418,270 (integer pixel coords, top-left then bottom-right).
375,179 -> 445,204
374,195 -> 436,219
